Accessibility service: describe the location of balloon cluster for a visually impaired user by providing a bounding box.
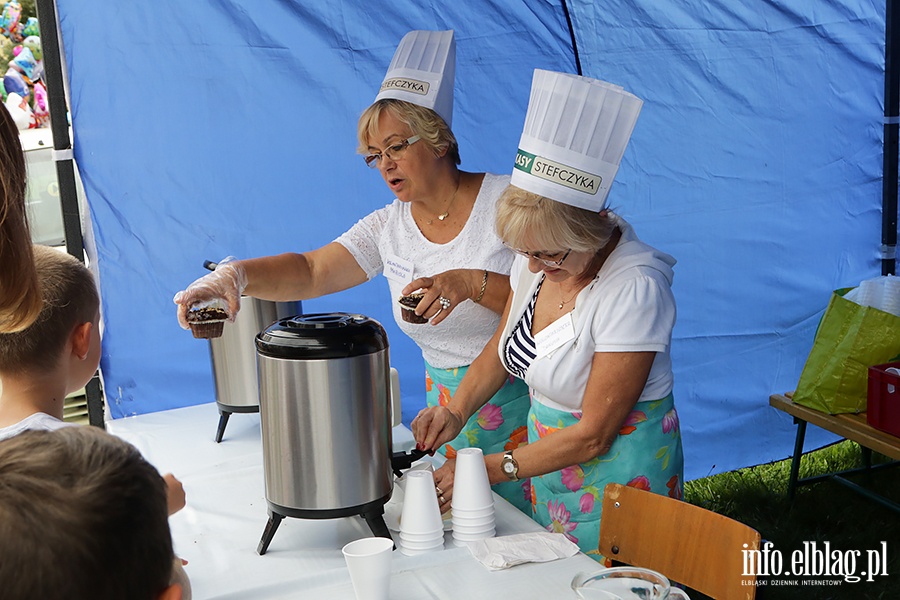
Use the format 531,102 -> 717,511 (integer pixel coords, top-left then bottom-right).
0,0 -> 24,41
1,2 -> 46,130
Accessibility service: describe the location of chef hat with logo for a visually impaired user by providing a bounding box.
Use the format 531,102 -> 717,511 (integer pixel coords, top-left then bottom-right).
510,69 -> 643,212
375,30 -> 456,127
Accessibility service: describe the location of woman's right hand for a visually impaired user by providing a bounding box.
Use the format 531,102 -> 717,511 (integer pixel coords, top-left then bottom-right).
172,258 -> 248,329
411,405 -> 465,453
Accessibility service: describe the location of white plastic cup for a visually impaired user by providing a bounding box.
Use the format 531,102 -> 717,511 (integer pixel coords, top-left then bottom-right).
448,504 -> 494,519
451,521 -> 496,535
398,529 -> 445,542
449,513 -> 495,527
451,448 -> 494,511
399,544 -> 443,556
399,470 -> 444,536
341,537 -> 393,600
398,537 -> 444,553
452,527 -> 496,542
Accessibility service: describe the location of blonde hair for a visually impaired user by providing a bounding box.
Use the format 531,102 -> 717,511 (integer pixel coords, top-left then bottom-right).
357,98 -> 460,165
0,245 -> 99,374
495,185 -> 617,253
0,104 -> 41,333
0,427 -> 175,600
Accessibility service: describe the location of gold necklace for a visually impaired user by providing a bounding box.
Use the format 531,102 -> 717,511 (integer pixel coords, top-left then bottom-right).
424,178 -> 461,225
558,284 -> 580,310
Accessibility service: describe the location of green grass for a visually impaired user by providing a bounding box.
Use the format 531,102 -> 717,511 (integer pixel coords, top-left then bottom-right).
683,441 -> 900,599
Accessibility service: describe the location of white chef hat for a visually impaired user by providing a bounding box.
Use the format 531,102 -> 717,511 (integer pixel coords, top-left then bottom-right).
375,30 -> 456,127
510,69 -> 643,212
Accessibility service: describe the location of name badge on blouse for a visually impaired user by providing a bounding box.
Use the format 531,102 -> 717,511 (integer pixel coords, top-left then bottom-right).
384,254 -> 414,284
535,313 -> 575,358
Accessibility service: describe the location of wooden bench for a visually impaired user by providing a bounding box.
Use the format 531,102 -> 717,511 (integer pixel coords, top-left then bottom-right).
769,393 -> 900,513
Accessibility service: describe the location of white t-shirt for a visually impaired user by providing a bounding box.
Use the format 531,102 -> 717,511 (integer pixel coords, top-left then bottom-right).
0,411 -> 73,442
498,214 -> 677,411
336,173 -> 515,369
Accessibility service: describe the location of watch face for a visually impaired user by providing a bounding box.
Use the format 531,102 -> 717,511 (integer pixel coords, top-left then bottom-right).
503,461 -> 513,474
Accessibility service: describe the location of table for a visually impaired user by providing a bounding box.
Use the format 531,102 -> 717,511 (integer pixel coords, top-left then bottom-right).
769,393 -> 900,512
107,402 -> 599,599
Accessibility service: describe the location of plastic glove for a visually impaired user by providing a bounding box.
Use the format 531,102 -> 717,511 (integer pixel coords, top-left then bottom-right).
173,256 -> 248,329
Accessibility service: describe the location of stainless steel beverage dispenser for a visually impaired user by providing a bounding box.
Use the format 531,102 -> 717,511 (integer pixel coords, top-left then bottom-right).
254,312 -> 423,554
208,296 -> 302,442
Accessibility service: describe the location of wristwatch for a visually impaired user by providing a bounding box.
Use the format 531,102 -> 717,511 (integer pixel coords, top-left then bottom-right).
501,450 -> 519,481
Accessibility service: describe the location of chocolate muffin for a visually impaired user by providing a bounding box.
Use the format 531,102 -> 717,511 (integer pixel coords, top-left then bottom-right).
398,292 -> 428,324
186,306 -> 229,339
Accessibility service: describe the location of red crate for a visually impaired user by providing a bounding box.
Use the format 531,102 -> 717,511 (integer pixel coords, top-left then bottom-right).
867,361 -> 900,437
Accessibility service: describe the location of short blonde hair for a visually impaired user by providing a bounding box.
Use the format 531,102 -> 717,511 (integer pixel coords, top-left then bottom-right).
357,99 -> 460,165
495,185 -> 617,253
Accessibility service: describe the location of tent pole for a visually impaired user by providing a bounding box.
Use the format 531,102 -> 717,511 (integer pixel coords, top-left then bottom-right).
560,1 -> 582,76
35,0 -> 106,428
34,1 -> 81,260
883,0 -> 899,276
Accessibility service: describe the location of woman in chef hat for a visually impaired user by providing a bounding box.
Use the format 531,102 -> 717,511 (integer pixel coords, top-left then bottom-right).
174,30 -> 531,514
413,69 -> 684,559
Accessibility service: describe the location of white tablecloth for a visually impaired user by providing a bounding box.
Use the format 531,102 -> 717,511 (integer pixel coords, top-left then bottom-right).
108,402 -> 599,599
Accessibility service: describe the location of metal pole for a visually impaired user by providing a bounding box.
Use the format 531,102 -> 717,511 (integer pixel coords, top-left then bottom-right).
34,0 -> 105,428
883,0 -> 899,276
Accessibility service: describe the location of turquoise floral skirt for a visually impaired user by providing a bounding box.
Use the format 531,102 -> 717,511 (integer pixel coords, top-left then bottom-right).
527,393 -> 684,560
425,363 -> 532,514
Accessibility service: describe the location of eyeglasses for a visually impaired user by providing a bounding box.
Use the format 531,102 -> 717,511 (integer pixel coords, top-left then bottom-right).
510,247 -> 572,267
364,135 -> 421,168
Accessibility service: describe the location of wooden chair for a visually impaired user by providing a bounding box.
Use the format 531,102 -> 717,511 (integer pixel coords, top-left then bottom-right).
598,483 -> 762,600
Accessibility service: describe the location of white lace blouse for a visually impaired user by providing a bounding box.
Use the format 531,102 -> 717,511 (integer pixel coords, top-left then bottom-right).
335,173 -> 514,369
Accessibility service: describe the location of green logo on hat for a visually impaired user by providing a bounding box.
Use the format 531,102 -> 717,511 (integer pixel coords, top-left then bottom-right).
514,149 -> 601,195
380,77 -> 430,96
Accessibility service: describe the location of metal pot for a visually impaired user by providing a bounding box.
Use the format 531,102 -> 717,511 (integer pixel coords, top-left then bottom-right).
254,312 -> 420,554
208,296 -> 302,442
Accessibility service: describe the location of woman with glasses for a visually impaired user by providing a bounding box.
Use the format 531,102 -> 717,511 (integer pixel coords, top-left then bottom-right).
174,31 -> 532,514
412,70 -> 684,559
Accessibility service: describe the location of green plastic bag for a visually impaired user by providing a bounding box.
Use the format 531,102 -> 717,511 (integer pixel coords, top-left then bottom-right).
793,288 -> 900,414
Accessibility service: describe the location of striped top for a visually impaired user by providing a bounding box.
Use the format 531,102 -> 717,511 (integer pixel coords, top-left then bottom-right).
504,276 -> 544,378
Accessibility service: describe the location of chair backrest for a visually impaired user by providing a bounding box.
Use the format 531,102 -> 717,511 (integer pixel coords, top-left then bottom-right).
598,483 -> 761,600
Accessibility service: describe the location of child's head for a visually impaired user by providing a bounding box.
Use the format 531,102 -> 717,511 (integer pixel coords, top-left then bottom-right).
0,245 -> 100,383
0,426 -> 182,600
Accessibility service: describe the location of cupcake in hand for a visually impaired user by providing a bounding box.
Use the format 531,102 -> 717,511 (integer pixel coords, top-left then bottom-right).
186,299 -> 229,339
398,292 -> 428,324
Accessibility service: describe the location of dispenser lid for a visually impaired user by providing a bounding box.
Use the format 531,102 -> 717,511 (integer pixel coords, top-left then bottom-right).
255,313 -> 389,360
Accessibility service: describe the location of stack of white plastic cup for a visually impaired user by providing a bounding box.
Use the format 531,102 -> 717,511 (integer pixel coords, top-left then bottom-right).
450,447 -> 496,546
398,470 -> 445,555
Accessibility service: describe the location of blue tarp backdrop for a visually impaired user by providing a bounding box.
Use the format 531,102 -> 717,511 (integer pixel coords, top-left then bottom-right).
54,0 -> 887,480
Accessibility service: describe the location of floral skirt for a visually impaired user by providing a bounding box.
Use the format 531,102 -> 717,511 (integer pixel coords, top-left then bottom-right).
527,393 -> 684,560
425,363 -> 532,514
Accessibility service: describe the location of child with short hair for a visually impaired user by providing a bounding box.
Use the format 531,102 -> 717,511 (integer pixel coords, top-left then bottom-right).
0,244 -> 100,438
0,426 -> 188,600
0,245 -> 186,516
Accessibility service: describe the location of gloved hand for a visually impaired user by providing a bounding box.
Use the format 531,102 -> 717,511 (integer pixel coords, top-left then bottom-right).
173,257 -> 248,329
